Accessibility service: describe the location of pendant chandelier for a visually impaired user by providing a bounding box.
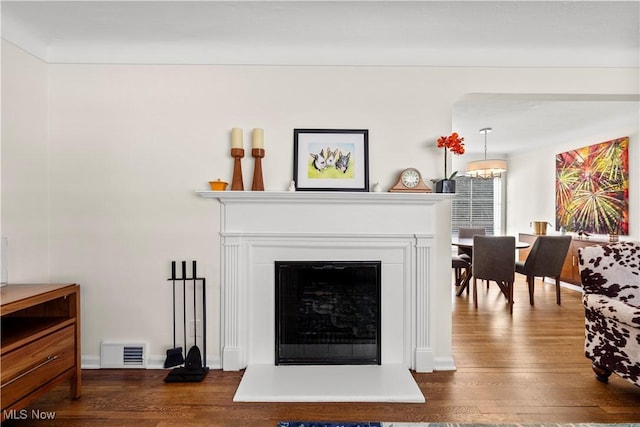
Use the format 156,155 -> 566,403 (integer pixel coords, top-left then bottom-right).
466,127 -> 507,178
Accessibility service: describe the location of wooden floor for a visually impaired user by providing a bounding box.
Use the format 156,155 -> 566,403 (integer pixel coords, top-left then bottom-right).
12,278 -> 640,426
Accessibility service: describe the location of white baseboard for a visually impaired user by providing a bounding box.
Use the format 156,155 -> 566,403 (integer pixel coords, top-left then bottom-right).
542,277 -> 582,293
81,355 -> 100,369
433,356 -> 457,371
81,354 -> 221,370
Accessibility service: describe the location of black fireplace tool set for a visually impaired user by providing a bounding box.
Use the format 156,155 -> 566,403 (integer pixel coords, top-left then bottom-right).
163,260 -> 209,382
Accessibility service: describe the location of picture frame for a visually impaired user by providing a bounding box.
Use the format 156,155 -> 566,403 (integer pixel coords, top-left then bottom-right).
293,129 -> 369,191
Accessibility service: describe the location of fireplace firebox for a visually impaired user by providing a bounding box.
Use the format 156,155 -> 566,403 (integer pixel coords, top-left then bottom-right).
275,261 -> 382,365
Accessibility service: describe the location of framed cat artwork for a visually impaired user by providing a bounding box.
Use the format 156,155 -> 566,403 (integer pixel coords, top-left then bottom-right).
293,129 -> 369,192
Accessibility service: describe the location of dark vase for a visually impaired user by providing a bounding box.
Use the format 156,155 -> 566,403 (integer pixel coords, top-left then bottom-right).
436,179 -> 456,193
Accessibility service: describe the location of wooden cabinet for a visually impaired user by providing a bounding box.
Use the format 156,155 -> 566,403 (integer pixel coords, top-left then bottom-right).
1,284 -> 81,420
518,233 -> 609,285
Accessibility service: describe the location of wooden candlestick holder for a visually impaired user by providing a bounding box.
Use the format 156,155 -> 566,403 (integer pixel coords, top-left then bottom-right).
251,148 -> 265,191
230,148 -> 244,191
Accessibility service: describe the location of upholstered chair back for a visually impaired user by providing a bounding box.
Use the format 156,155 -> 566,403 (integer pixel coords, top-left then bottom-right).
457,228 -> 486,257
520,235 -> 572,277
579,241 -> 640,306
458,228 -> 486,239
472,236 -> 516,283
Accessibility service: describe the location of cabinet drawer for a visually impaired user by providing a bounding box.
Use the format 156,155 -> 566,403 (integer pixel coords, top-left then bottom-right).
1,325 -> 75,409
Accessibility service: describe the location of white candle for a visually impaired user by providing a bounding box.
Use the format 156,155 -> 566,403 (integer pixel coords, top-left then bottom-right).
252,128 -> 264,149
231,128 -> 243,149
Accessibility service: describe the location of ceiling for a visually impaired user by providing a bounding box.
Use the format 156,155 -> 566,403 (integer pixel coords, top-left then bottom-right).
2,1 -> 639,155
453,94 -> 639,156
2,1 -> 639,67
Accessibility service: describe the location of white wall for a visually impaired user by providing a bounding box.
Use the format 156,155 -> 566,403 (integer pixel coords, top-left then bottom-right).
2,40 -> 639,367
1,41 -> 49,282
507,116 -> 639,239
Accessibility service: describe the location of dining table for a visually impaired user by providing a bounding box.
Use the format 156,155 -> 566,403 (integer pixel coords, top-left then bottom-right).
451,236 -> 530,296
452,237 -> 530,250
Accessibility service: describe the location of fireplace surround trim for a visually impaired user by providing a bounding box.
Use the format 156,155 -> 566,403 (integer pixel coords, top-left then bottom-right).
198,191 -> 456,373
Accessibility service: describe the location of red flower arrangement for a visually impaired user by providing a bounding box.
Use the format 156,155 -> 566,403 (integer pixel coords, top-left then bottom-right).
437,132 -> 465,179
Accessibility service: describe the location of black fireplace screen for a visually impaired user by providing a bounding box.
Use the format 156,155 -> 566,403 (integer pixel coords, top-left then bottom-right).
275,261 -> 381,365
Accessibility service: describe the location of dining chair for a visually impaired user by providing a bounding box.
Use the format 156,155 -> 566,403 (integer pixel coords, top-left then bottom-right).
457,228 -> 486,261
451,227 -> 485,290
515,235 -> 571,306
472,235 -> 516,314
452,255 -> 472,293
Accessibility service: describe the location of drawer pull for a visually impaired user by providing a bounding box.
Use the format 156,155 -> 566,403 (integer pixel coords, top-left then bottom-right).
1,355 -> 59,388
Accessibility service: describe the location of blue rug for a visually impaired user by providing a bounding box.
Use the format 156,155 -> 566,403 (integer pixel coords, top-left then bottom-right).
277,423 -> 640,427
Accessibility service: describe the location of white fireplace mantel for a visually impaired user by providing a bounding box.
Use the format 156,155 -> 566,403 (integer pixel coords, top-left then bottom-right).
197,191 -> 456,373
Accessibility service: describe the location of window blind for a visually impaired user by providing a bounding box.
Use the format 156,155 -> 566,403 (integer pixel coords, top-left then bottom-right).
452,177 -> 495,236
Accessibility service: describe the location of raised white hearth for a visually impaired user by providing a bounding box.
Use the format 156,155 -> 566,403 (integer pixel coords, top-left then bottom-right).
197,191 -> 455,401
233,364 -> 425,403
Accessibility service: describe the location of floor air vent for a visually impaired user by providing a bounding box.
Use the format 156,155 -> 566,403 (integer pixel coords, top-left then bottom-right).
100,342 -> 146,368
